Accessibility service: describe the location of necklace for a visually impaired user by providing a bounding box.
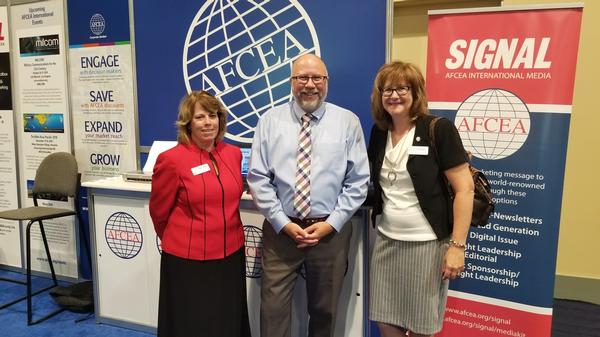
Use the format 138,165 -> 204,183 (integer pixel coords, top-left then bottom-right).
384,125 -> 413,184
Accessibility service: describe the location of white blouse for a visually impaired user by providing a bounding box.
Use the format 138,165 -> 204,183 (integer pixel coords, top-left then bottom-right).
378,128 -> 436,241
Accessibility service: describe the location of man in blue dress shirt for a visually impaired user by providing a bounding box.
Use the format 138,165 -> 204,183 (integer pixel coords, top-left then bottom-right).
248,54 -> 370,337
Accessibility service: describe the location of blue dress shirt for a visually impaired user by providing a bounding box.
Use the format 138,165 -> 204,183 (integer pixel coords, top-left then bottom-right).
248,101 -> 370,233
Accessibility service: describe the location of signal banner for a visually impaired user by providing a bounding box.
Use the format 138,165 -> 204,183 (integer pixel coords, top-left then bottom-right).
68,0 -> 136,182
0,6 -> 20,269
426,6 -> 583,337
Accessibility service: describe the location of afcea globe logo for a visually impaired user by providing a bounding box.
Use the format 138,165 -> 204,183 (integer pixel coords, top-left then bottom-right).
89,13 -> 106,36
455,89 -> 530,160
183,0 -> 320,143
104,212 -> 143,259
244,225 -> 263,278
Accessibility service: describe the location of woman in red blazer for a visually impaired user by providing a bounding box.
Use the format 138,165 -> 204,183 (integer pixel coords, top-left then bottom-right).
150,91 -> 250,337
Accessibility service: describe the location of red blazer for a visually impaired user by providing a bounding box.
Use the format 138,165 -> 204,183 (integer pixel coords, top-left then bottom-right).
149,141 -> 245,260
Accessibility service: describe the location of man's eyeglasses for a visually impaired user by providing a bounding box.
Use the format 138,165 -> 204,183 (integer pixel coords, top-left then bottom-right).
291,75 -> 328,84
381,86 -> 411,97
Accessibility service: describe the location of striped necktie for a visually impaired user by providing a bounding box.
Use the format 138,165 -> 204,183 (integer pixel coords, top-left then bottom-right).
294,113 -> 314,219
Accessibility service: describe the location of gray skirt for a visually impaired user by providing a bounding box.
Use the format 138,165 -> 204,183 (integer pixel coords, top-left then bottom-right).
369,232 -> 449,335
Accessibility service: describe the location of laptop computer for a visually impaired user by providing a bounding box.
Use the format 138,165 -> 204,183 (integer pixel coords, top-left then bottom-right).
122,141 -> 178,183
121,145 -> 252,186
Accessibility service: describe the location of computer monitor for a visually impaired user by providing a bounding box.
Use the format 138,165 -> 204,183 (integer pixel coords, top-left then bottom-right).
241,147 -> 251,180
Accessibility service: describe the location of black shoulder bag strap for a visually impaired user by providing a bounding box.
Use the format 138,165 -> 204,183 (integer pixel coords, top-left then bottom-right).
429,116 -> 455,198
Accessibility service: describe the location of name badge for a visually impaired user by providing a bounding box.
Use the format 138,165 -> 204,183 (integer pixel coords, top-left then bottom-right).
191,164 -> 210,175
408,146 -> 429,156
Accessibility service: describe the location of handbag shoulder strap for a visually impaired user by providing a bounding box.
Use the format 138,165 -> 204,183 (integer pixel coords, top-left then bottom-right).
428,116 -> 455,197
428,116 -> 442,163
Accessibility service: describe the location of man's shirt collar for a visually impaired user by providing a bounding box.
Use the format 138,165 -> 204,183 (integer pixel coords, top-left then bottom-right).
292,100 -> 326,122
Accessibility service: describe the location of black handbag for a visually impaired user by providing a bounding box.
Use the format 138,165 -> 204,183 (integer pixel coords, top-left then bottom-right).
429,117 -> 495,227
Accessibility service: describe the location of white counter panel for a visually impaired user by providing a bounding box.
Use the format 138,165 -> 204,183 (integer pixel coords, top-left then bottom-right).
85,177 -> 367,335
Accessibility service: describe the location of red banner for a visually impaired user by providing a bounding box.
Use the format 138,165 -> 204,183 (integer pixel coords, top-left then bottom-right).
427,8 -> 582,105
427,5 -> 583,337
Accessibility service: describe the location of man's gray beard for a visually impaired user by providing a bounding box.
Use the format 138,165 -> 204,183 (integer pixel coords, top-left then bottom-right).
294,92 -> 327,113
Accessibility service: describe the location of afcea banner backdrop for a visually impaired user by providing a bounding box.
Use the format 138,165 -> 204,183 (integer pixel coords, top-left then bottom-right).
10,0 -> 78,278
133,0 -> 385,146
426,5 -> 583,337
0,6 -> 20,269
68,0 -> 136,182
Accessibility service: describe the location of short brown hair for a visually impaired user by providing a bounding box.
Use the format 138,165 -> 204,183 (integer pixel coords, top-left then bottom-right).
371,61 -> 429,131
176,91 -> 227,144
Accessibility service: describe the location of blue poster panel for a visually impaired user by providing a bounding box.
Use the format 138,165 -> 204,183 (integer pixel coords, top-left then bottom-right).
68,0 -> 130,45
133,0 -> 386,146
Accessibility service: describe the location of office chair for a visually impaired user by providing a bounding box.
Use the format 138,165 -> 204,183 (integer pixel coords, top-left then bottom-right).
0,152 -> 91,325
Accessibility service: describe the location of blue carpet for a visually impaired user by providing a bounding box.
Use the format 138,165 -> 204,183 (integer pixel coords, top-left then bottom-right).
0,269 -> 154,337
4,269 -> 599,336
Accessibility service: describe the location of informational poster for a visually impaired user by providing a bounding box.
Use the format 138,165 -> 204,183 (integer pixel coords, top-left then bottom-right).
68,0 -> 136,182
11,0 -> 77,278
426,5 -> 583,337
0,6 -> 21,269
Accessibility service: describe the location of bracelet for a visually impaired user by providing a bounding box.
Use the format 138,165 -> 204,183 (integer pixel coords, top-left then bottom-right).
449,239 -> 466,249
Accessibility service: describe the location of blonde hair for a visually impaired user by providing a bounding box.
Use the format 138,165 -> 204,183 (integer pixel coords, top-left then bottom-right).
371,61 -> 429,131
176,91 -> 227,144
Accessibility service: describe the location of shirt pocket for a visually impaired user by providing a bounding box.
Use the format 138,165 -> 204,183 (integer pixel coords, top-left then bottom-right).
313,142 -> 346,164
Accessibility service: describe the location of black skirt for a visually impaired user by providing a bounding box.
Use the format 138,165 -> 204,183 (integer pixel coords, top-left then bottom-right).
157,247 -> 251,337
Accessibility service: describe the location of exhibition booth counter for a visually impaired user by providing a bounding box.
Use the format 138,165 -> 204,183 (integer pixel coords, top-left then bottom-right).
83,177 -> 371,336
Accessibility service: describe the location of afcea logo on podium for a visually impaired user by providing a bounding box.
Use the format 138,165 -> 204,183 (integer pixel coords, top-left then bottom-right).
243,225 -> 263,278
104,212 -> 143,259
183,0 -> 320,144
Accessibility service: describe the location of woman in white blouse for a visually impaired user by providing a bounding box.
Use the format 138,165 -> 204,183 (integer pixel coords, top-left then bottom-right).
367,61 -> 474,337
